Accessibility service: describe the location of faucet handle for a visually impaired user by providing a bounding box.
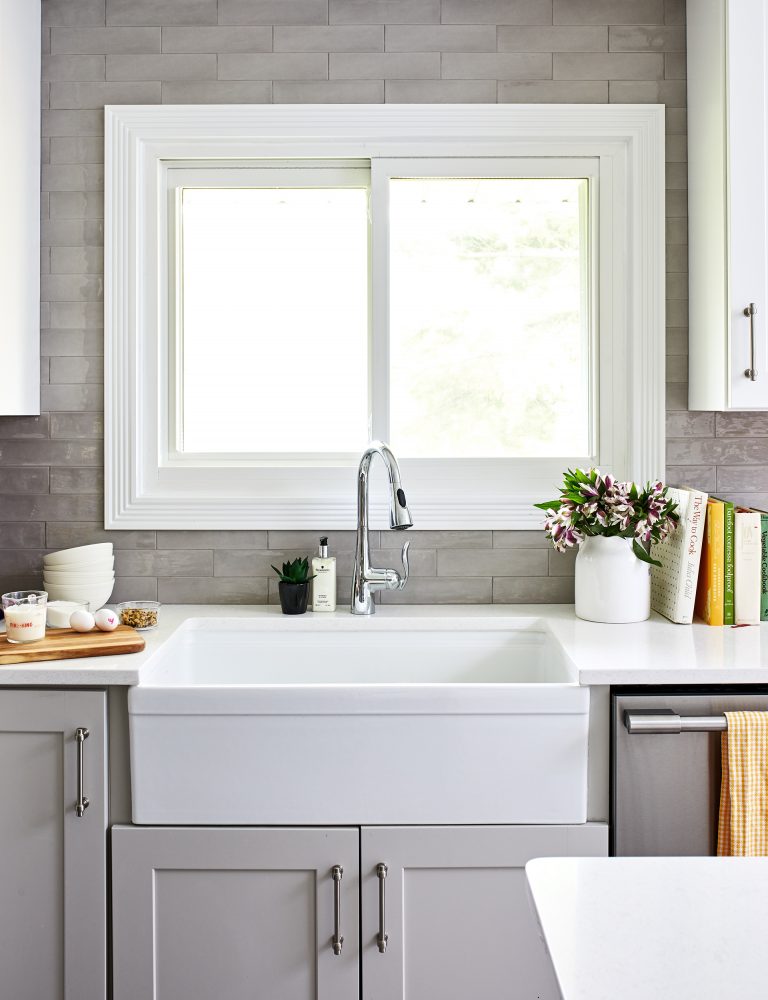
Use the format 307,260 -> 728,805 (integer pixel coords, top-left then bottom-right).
398,540 -> 410,590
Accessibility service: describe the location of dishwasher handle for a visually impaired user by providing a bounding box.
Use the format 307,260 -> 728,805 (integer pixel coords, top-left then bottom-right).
624,709 -> 727,734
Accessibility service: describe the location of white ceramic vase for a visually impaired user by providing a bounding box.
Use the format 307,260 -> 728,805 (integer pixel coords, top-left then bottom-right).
574,535 -> 651,624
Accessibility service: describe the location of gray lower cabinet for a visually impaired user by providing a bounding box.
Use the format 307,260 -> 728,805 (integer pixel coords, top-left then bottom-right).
111,826 -> 361,1000
113,822 -> 606,1000
361,824 -> 608,1000
0,689 -> 107,1000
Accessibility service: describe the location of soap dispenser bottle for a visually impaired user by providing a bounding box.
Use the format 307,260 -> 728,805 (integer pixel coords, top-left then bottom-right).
311,536 -> 336,612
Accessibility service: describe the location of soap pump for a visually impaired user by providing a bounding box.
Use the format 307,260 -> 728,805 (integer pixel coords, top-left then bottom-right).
311,536 -> 337,612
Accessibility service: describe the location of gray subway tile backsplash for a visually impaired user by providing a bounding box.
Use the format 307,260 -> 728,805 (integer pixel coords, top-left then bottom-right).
330,51 -> 440,78
385,79 -> 497,101
608,24 -> 684,51
161,80 -> 273,102
441,52 -> 552,79
273,80 -> 384,102
2,469 -> 51,495
0,415 -> 50,440
42,54 -> 106,81
51,26 -> 162,54
158,576 -> 269,604
553,51 -> 664,79
106,53 -> 218,80
330,1 -> 440,25
0,524 -> 47,549
381,577 -> 493,604
49,81 -> 162,108
218,52 -> 329,79
42,110 -> 106,136
219,0 -> 329,25
492,576 -> 575,603
46,523 -> 156,549
553,0 -> 663,25
437,548 -> 548,577
4,0 -> 759,605
107,0 -> 218,27
162,26 -> 273,53
497,25 -> 608,51
386,24 -> 497,51
43,0 -> 107,29
49,467 -> 104,494
441,1 -> 552,26
498,79 -> 608,101
275,25 -> 384,51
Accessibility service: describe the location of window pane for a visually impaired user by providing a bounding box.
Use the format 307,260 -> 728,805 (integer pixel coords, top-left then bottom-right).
388,177 -> 591,458
180,186 -> 369,454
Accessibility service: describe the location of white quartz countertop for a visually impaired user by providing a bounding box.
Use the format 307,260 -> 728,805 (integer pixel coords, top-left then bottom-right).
526,856 -> 768,1000
2,603 -> 768,686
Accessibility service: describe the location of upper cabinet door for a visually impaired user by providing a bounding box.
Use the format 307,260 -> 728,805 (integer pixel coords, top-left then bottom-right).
112,826 -> 360,1000
360,825 -> 607,1000
689,0 -> 768,410
0,0 -> 40,414
0,690 -> 107,1000
727,0 -> 768,409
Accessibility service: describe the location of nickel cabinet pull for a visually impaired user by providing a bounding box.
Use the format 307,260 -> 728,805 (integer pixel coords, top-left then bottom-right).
744,302 -> 758,380
75,727 -> 90,817
376,863 -> 389,954
331,865 -> 344,956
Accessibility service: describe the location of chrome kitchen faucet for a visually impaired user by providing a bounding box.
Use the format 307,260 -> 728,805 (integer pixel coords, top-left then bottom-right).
351,441 -> 412,615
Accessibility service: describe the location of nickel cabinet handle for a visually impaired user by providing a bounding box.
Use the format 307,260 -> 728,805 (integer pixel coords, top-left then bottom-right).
331,865 -> 344,956
376,863 -> 389,954
744,302 -> 758,380
75,727 -> 90,818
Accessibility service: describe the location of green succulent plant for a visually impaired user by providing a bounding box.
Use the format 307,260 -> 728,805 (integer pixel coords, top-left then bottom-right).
271,557 -> 315,585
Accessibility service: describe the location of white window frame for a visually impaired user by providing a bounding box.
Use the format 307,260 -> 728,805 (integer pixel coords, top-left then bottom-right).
105,104 -> 665,530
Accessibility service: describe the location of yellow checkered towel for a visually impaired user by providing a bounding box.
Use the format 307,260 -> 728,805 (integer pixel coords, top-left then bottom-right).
717,711 -> 768,856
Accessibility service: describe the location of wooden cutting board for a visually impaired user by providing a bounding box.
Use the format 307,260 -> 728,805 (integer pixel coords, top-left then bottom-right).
0,625 -> 145,664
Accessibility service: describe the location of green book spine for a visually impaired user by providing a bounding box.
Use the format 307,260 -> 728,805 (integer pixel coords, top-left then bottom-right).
723,501 -> 735,625
762,514 -> 768,621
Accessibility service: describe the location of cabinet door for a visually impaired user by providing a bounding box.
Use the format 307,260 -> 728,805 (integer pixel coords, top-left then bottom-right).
728,0 -> 768,408
361,824 -> 607,1000
0,690 -> 107,1000
112,826 -> 359,1000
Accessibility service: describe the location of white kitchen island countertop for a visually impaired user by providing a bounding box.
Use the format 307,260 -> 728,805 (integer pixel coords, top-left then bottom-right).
526,856 -> 768,1000
2,603 -> 768,685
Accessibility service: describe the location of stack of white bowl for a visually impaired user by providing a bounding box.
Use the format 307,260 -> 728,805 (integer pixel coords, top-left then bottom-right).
43,543 -> 115,611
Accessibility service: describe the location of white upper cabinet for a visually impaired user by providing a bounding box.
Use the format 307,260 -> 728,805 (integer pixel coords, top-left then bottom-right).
0,0 -> 40,414
688,0 -> 768,410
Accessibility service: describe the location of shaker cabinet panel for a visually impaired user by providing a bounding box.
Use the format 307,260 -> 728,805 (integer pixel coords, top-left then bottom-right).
0,690 -> 107,1000
688,0 -> 768,409
112,826 -> 360,1000
360,824 -> 607,1000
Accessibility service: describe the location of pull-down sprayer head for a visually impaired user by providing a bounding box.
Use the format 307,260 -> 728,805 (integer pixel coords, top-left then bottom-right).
365,441 -> 412,530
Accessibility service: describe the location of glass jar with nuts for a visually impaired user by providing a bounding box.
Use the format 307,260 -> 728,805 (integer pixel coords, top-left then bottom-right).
117,601 -> 160,631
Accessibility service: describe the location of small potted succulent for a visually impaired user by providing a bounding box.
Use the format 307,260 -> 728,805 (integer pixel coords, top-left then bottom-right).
272,557 -> 315,616
535,469 -> 679,624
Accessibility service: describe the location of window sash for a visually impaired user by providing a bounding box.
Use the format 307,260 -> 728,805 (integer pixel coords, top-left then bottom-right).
165,162 -> 372,464
370,157 -> 599,468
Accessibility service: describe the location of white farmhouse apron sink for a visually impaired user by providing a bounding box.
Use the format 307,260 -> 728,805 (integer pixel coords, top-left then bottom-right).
128,616 -> 589,825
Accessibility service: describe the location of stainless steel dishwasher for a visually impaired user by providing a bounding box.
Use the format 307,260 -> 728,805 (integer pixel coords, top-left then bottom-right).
612,688 -> 768,856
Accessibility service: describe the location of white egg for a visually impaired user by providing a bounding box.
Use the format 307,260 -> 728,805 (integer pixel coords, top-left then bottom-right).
69,609 -> 95,632
94,608 -> 118,632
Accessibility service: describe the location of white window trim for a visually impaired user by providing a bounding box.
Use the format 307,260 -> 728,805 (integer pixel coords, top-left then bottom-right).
105,103 -> 665,530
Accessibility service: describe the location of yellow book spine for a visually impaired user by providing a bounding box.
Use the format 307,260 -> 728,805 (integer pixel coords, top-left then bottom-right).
696,500 -> 725,625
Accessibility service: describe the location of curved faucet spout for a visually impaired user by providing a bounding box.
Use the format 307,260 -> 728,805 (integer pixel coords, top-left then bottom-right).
351,441 -> 413,615
357,441 -> 413,530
